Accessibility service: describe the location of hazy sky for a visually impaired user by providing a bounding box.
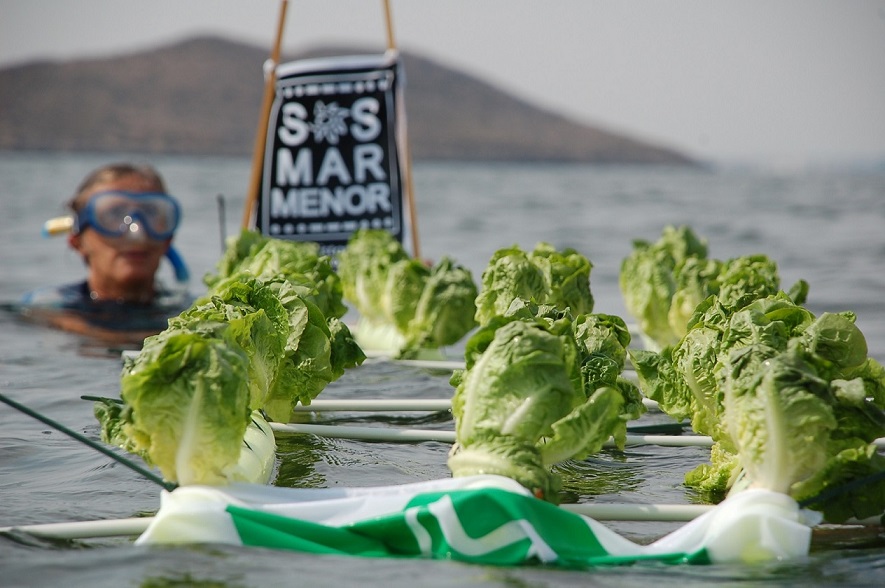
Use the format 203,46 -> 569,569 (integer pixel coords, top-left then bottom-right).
3,0 -> 884,167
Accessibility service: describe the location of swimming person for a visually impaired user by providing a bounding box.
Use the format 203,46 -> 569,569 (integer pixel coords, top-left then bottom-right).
19,163 -> 192,344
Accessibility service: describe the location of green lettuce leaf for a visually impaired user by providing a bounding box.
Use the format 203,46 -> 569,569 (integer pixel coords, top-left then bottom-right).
117,331 -> 252,485
449,305 -> 643,501
338,229 -> 478,357
206,229 -> 346,319
475,243 -> 594,326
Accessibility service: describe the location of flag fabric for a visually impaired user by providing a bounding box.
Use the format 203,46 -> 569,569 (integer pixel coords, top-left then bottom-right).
255,51 -> 414,258
136,475 -> 819,567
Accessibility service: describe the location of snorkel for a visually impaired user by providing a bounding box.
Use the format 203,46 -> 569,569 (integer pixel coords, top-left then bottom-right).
42,214 -> 190,284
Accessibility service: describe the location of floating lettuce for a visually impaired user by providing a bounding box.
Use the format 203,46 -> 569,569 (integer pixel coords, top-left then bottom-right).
337,229 -> 478,358
474,243 -> 594,326
619,225 -> 808,351
182,274 -> 362,421
448,301 -> 645,501
631,293 -> 885,522
206,229 -> 346,320
619,225 -> 708,350
99,331 -> 254,485
96,239 -> 366,486
167,276 -> 287,413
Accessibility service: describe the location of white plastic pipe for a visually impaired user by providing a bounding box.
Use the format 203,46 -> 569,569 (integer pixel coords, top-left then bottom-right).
293,399 -> 453,412
271,422 -> 456,443
0,517 -> 151,539
0,501 -> 706,541
293,397 -> 659,412
270,422 -> 716,448
561,502 -> 712,521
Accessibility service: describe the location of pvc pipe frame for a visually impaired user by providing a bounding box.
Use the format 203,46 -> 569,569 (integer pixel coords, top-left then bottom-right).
271,422 -> 715,448
0,504 -> 716,541
288,400 -> 885,448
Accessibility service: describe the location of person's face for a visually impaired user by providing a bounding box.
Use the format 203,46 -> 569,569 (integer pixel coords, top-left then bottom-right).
68,174 -> 172,294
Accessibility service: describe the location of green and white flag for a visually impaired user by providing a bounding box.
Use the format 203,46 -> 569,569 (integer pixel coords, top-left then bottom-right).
136,475 -> 819,567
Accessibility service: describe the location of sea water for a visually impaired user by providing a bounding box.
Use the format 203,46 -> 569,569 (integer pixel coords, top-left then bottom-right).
1,152 -> 884,586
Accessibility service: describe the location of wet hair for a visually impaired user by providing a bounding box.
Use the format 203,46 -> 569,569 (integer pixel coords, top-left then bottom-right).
69,163 -> 168,212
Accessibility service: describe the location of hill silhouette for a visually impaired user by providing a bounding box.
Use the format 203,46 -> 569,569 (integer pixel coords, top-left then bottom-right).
0,36 -> 694,164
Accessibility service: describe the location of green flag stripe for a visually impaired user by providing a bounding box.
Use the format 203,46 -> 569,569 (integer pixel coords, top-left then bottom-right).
227,488 -> 699,567
228,504 -> 391,556
405,488 -> 607,564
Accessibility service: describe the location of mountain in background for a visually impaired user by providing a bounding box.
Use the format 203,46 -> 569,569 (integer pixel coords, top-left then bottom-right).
0,36 -> 695,165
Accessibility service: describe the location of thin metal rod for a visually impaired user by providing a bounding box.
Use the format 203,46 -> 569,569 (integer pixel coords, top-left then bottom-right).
217,193 -> 227,252
0,393 -> 176,492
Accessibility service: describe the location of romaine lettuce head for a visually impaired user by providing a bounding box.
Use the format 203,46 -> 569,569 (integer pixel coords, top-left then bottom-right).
620,227 -> 804,352
338,229 -> 478,357
206,230 -> 346,319
631,274 -> 885,519
529,243 -> 594,317
118,330 -> 253,485
337,228 -> 410,323
474,246 -> 546,326
381,258 -> 429,332
262,279 -> 336,421
722,344 -> 837,495
449,307 -> 643,501
573,313 -> 631,371
449,319 -> 581,499
475,243 -> 594,326
713,254 -> 782,314
403,257 -> 479,354
169,275 -> 288,411
636,294 -> 816,440
620,225 -> 708,350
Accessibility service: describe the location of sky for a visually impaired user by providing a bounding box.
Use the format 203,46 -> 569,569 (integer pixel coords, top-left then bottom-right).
3,0 -> 885,168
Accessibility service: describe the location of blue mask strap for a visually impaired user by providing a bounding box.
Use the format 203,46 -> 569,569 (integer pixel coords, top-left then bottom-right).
165,246 -> 190,283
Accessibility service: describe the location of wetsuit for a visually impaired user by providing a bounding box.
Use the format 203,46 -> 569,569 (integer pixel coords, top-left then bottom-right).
19,281 -> 191,333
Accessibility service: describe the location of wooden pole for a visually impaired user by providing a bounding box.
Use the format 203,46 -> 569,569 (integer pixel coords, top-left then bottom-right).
382,0 -> 421,259
241,0 -> 290,230
383,0 -> 397,50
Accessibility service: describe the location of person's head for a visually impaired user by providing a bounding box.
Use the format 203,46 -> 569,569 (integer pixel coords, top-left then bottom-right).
67,163 -> 180,303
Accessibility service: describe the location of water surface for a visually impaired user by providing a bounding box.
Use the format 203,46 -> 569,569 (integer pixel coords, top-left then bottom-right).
2,153 -> 884,586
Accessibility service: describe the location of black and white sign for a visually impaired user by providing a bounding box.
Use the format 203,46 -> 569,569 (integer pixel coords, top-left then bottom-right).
256,51 -> 411,256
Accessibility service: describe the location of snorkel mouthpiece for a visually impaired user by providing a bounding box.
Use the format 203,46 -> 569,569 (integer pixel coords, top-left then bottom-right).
42,216 -> 74,238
